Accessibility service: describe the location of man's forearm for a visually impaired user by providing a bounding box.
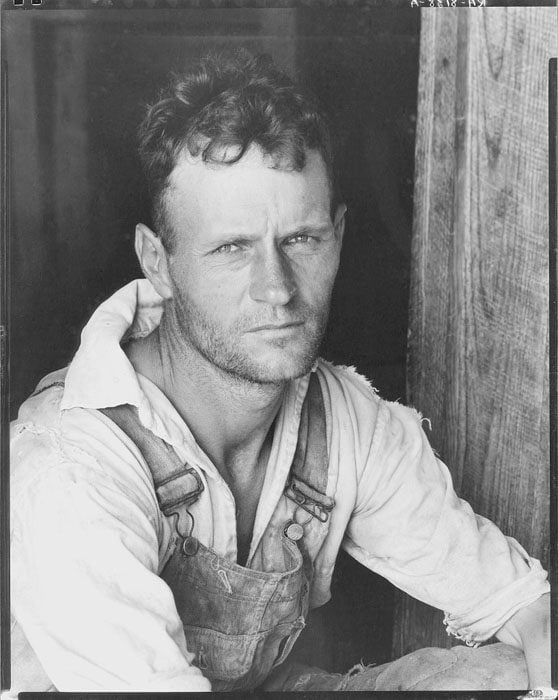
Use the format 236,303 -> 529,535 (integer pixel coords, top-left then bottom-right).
495,592 -> 551,688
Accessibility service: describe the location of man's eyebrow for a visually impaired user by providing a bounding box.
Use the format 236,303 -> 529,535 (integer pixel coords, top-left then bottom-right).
207,232 -> 257,245
284,223 -> 333,236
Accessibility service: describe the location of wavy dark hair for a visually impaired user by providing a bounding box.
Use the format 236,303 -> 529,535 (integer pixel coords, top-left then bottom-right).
138,51 -> 337,251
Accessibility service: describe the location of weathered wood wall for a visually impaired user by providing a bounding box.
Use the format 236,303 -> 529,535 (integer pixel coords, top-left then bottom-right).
394,8 -> 557,655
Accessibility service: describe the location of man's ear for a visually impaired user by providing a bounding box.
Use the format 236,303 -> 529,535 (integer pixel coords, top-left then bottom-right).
135,223 -> 173,300
333,203 -> 347,244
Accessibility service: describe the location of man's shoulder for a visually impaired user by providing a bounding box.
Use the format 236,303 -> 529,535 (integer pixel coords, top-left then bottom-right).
314,359 -> 426,439
315,359 -> 381,405
10,367 -> 150,504
10,368 -> 74,505
12,368 -> 69,430
314,359 -> 386,439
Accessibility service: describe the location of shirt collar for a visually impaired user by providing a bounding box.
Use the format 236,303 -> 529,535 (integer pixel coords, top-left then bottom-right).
61,279 -> 164,414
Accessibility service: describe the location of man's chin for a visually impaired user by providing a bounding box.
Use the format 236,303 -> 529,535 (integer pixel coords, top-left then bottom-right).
220,351 -> 318,385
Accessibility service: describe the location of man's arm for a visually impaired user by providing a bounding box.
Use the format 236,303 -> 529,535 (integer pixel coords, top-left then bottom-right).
10,421 -> 211,692
495,592 -> 551,689
340,395 -> 550,668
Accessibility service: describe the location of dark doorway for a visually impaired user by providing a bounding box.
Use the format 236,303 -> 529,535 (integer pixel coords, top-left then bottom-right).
5,5 -> 420,671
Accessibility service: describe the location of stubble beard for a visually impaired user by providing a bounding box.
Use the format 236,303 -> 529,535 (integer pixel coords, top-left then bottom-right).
168,291 -> 330,385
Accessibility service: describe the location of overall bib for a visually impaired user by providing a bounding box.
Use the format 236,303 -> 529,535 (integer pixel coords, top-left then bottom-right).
99,373 -> 334,691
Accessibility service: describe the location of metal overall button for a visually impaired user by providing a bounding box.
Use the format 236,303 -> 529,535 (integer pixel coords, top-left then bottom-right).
284,521 -> 304,541
182,535 -> 199,556
284,510 -> 313,542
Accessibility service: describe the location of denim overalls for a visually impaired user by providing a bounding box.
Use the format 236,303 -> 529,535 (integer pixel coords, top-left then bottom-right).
100,373 -> 335,691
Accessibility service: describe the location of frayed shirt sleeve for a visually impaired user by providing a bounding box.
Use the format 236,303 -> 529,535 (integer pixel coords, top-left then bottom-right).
10,427 -> 211,692
343,400 -> 549,645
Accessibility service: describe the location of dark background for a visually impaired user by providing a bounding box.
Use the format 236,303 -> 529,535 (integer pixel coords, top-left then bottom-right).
5,6 -> 420,670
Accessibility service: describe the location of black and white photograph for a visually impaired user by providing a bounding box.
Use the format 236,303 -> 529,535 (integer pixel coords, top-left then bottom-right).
1,3 -> 556,695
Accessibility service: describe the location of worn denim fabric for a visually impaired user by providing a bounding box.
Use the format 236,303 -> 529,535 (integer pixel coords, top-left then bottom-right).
162,533 -> 313,691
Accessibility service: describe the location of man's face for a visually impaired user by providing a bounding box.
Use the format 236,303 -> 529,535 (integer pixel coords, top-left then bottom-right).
161,146 -> 344,384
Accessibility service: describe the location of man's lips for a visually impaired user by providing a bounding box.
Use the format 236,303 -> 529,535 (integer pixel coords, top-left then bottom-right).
247,321 -> 305,333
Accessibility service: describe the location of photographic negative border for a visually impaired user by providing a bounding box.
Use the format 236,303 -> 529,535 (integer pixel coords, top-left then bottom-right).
0,2 -> 555,697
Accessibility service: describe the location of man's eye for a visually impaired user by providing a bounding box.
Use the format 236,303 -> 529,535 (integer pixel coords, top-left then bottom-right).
286,234 -> 312,245
214,243 -> 240,254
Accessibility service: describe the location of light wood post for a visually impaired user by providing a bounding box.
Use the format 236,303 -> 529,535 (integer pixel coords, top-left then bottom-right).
394,8 -> 557,656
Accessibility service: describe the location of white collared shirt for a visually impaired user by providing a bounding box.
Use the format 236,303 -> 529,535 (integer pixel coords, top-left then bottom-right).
8,280 -> 549,693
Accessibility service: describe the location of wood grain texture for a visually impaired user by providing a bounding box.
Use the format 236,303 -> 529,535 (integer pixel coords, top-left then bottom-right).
393,7 -> 557,657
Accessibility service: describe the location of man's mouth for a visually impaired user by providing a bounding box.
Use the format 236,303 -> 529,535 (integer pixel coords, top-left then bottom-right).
248,321 -> 305,333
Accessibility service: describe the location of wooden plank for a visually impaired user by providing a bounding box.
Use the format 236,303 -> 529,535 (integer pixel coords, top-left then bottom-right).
394,7 -> 557,657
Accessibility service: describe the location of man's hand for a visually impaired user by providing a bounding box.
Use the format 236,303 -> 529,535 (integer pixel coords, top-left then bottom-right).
495,592 -> 551,689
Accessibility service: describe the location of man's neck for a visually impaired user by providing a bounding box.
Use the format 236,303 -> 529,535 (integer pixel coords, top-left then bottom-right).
125,323 -> 287,482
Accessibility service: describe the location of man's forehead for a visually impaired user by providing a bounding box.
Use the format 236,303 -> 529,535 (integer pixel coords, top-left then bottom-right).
164,145 -> 332,229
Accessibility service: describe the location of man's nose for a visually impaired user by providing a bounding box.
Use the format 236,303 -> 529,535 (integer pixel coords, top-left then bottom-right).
249,247 -> 296,306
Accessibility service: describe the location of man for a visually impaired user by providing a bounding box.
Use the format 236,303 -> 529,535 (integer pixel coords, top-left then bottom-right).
8,52 -> 550,693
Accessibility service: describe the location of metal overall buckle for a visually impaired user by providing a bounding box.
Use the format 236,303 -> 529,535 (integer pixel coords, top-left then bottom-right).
159,465 -> 205,511
284,477 -> 334,524
159,466 -> 205,557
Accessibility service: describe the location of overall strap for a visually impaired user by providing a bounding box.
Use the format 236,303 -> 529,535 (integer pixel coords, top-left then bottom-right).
285,372 -> 335,523
98,405 -> 204,522
29,377 -> 202,517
